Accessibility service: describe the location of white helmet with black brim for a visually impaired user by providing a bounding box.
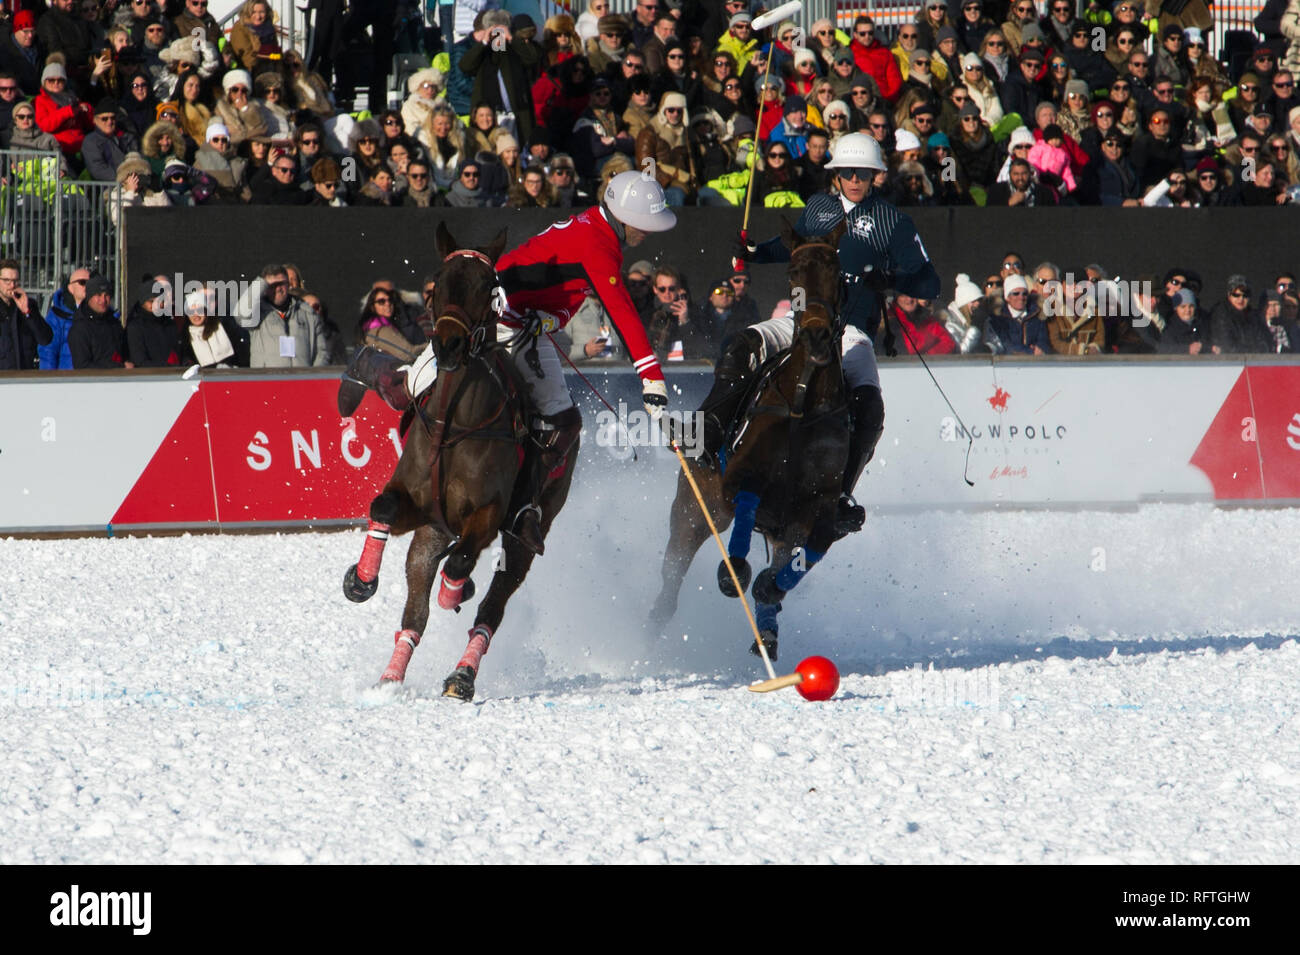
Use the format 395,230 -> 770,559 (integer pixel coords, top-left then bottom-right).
603,170 -> 678,233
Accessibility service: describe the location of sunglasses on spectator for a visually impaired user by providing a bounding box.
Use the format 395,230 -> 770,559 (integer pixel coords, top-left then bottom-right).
0,84 -> 17,93
1167,277 -> 1185,287
409,171 -> 429,179
359,137 -> 379,144
837,167 -> 872,181
14,111 -> 33,120
210,136 -> 229,144
384,118 -> 401,125
856,29 -> 874,37
655,283 -> 679,293
300,137 -> 320,145
852,89 -> 872,97
985,279 -> 1001,288
1051,62 -> 1067,70
1117,37 -> 1135,45
730,276 -> 749,285
273,164 -> 294,173
1276,80 -> 1295,88
1240,85 -> 1258,92
372,296 -> 391,304
319,181 -> 338,189
868,121 -> 888,129
1169,177 -> 1187,185
1130,61 -> 1149,69
1198,172 -> 1217,180
767,151 -> 788,159
1241,144 -> 1258,153
1188,40 -> 1205,48
900,32 -> 918,40
724,82 -> 742,90
461,170 -> 479,178
1229,290 -> 1249,298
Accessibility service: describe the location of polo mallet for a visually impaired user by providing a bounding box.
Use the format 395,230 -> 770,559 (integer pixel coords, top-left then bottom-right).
666,438 -> 777,680
736,0 -> 804,269
748,655 -> 840,700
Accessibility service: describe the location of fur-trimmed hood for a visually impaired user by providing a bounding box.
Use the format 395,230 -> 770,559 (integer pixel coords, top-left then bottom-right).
142,121 -> 186,159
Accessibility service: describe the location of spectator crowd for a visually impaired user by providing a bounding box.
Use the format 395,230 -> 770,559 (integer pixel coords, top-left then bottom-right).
3,1 -> 1300,371
5,0 -> 1300,209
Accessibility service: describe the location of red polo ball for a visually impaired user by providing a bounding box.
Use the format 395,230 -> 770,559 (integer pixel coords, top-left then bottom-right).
795,656 -> 840,701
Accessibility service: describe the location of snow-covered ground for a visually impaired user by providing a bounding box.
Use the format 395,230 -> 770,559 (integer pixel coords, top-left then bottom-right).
3,459 -> 1298,862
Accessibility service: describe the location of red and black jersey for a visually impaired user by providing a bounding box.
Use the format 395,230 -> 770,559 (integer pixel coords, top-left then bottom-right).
496,206 -> 664,383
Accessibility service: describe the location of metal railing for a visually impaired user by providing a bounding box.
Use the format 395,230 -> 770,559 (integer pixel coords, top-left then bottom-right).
0,148 -> 123,312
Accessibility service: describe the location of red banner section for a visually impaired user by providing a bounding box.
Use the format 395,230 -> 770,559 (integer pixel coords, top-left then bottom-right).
1189,366 -> 1300,502
201,380 -> 403,524
112,389 -> 220,525
1246,366 -> 1300,500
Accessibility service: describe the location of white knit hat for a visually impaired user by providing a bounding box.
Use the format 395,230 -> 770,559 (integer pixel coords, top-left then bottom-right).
895,129 -> 922,152
953,273 -> 983,309
205,120 -> 230,142
1003,273 -> 1029,296
222,69 -> 253,93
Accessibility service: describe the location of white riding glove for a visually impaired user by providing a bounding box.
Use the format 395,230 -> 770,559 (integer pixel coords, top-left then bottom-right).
641,378 -> 668,421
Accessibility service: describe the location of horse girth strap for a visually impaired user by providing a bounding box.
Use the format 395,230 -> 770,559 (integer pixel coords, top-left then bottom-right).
424,352 -> 525,533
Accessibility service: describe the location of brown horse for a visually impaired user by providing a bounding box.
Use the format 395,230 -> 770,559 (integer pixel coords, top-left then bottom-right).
342,222 -> 579,700
650,222 -> 848,660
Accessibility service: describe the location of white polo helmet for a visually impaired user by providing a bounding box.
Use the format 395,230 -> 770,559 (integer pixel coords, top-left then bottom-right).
603,170 -> 678,232
825,132 -> 887,172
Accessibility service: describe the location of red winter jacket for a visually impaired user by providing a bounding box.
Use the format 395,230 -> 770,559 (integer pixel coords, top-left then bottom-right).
888,302 -> 957,355
850,38 -> 903,102
497,206 -> 664,382
35,90 -> 92,156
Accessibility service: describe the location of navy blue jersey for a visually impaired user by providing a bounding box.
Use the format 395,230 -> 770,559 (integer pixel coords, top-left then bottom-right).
755,191 -> 942,336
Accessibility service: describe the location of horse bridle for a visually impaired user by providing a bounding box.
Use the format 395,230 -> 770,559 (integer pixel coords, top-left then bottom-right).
434,248 -> 507,355
789,239 -> 840,320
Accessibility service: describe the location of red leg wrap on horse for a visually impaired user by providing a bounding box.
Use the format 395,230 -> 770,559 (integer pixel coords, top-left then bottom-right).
437,572 -> 467,610
380,628 -> 421,683
456,625 -> 493,674
356,521 -> 390,582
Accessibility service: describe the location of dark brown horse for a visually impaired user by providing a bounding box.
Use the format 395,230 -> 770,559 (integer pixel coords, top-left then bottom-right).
650,222 -> 848,660
343,222 -> 579,700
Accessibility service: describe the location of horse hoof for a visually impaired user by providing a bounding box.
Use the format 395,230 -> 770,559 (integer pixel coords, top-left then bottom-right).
343,564 -> 378,603
752,568 -> 786,606
749,629 -> 779,662
441,666 -> 476,702
718,558 -> 751,598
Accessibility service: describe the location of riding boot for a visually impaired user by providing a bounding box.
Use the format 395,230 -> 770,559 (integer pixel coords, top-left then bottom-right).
337,346 -> 411,417
836,385 -> 885,535
508,406 -> 582,556
701,329 -> 763,456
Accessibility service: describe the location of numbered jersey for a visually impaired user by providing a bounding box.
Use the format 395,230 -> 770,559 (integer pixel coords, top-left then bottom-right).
794,192 -> 942,335
495,206 -> 664,383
